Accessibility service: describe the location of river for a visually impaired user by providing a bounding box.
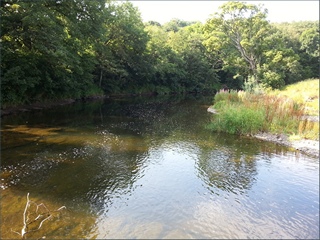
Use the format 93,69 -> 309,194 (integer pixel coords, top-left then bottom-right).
1,95 -> 319,239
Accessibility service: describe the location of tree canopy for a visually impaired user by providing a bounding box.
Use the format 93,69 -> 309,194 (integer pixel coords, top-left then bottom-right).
203,1 -> 307,89
1,1 -> 318,107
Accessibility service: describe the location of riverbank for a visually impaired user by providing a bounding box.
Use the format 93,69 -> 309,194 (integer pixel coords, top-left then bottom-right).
0,95 -> 143,117
0,92 -> 164,117
208,106 -> 319,158
1,99 -> 74,117
254,132 -> 319,158
0,96 -> 107,117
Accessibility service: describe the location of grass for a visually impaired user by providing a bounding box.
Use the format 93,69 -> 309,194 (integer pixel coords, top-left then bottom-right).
208,103 -> 265,135
208,79 -> 319,140
269,78 -> 319,116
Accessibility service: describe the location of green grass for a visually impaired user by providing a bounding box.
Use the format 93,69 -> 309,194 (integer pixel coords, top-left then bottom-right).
208,103 -> 265,135
208,79 -> 319,140
269,78 -> 319,116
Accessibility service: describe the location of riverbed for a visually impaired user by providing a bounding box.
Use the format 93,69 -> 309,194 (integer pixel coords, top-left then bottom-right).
1,95 -> 319,239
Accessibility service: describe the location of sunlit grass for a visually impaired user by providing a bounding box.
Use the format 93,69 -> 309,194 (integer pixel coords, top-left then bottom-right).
208,103 -> 265,135
269,78 -> 319,116
298,119 -> 319,140
209,79 -> 319,140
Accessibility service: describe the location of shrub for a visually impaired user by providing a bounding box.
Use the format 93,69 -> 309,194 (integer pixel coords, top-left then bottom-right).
82,84 -> 105,98
155,86 -> 171,95
243,76 -> 266,94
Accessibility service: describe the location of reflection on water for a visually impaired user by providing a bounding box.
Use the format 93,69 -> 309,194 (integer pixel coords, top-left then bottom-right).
1,95 -> 319,239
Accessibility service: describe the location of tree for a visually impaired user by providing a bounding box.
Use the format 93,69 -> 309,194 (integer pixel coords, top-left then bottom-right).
204,1 -> 302,90
1,0 -> 106,105
204,1 -> 270,84
167,22 -> 220,92
300,26 -> 319,58
95,1 -> 151,94
145,21 -> 161,27
163,18 -> 196,32
273,21 -> 319,80
257,27 -> 302,88
144,24 -> 186,93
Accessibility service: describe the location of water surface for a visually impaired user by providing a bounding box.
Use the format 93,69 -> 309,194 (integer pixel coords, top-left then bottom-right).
1,95 -> 319,239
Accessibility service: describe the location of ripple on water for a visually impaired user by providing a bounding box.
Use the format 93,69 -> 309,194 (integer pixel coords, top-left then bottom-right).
1,97 -> 319,239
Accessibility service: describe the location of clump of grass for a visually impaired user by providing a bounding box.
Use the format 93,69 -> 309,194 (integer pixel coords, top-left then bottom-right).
208,103 -> 265,135
214,89 -> 240,103
209,81 -> 319,140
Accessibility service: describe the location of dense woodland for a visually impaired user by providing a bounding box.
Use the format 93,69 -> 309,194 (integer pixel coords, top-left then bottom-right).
1,0 -> 319,107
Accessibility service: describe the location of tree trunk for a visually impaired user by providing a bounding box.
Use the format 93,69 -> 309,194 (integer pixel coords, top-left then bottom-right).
99,69 -> 103,88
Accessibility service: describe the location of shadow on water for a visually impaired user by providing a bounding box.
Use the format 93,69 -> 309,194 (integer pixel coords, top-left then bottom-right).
1,95 -> 197,238
1,94 -> 318,239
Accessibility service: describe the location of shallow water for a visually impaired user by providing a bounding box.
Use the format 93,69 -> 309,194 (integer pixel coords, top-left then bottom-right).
1,95 -> 319,239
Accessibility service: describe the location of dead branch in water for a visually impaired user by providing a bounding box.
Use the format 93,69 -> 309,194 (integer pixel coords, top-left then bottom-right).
11,193 -> 66,239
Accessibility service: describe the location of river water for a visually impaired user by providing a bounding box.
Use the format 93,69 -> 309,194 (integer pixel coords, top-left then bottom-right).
1,95 -> 319,239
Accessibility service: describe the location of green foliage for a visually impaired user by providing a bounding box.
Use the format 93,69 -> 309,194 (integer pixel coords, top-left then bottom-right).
273,21 -> 319,80
92,1 -> 152,95
174,23 -> 220,92
300,27 -> 319,57
242,76 -> 265,94
154,86 -> 172,95
82,84 -> 105,98
203,1 -> 309,90
163,19 -> 197,32
259,70 -> 285,89
0,0 -> 318,108
256,29 -> 302,87
145,21 -> 220,94
1,0 -> 105,105
208,104 -> 265,135
204,1 -> 270,84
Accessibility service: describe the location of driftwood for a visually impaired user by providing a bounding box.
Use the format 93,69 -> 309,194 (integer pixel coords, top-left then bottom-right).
11,193 -> 66,239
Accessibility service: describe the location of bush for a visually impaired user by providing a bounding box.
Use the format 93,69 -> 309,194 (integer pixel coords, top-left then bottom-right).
82,84 -> 105,98
243,76 -> 265,94
260,70 -> 285,89
155,86 -> 171,95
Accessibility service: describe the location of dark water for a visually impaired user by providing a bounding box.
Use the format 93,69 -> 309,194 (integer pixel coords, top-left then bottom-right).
1,95 -> 319,239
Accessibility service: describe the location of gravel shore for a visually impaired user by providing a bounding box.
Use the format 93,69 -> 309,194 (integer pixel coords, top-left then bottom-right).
254,132 -> 319,158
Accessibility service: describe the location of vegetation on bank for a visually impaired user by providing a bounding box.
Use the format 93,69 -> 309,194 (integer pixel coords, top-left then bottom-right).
208,79 -> 319,140
1,1 -> 319,108
269,79 -> 319,116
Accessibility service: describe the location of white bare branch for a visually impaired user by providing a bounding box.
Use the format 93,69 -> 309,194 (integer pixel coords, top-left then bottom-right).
11,193 -> 66,239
